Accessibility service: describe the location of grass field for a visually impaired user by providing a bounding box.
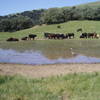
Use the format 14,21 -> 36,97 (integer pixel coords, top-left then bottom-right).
0,20 -> 100,100
78,1 -> 100,8
0,72 -> 100,100
0,20 -> 100,41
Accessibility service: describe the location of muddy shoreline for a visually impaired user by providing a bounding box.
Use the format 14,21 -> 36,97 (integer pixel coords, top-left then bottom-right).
0,63 -> 100,78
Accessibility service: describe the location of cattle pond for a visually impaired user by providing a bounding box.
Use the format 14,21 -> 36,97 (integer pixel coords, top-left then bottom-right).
0,40 -> 100,65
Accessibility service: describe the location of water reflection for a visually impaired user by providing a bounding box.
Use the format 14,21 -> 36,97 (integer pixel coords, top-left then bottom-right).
0,40 -> 100,64
0,49 -> 100,65
1,40 -> 100,58
42,48 -> 77,59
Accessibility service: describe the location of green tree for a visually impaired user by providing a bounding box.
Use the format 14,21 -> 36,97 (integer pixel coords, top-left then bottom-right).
42,8 -> 65,24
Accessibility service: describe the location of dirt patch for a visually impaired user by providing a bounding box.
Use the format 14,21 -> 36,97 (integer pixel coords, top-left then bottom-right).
0,63 -> 100,78
32,24 -> 47,29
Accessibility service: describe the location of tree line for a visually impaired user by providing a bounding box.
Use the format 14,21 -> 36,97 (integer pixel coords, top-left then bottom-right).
0,5 -> 100,32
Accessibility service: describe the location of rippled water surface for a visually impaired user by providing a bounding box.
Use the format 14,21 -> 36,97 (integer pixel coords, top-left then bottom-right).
0,40 -> 100,65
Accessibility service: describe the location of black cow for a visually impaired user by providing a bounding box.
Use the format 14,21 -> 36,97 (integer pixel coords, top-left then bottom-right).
21,37 -> 28,40
57,25 -> 61,29
80,33 -> 88,38
6,37 -> 19,42
44,32 -> 50,38
68,33 -> 74,39
59,34 -> 68,39
77,28 -> 82,32
28,34 -> 37,40
65,34 -> 68,39
80,35 -> 85,38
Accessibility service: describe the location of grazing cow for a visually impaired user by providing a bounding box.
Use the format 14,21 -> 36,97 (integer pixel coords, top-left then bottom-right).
88,33 -> 95,38
50,33 -> 66,39
60,34 -> 68,39
65,34 -> 68,39
68,33 -> 74,39
44,33 -> 57,39
80,35 -> 85,38
57,25 -> 61,29
80,32 -> 99,39
44,32 -> 73,40
21,37 -> 28,41
49,34 -> 56,39
56,34 -> 60,39
77,28 -> 82,32
95,34 -> 100,39
80,33 -> 88,38
44,32 -> 55,39
58,34 -> 65,39
28,34 -> 37,40
6,37 -> 19,42
44,32 -> 51,39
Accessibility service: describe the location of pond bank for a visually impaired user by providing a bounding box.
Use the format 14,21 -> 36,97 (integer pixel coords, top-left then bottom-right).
0,63 -> 100,78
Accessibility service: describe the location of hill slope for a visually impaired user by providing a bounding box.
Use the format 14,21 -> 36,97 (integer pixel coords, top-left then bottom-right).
78,1 -> 100,8
0,20 -> 100,41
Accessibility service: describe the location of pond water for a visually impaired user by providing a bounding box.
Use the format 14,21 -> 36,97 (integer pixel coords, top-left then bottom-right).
0,40 -> 100,65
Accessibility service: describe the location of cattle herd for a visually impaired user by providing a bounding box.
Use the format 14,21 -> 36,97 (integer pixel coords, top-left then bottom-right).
6,34 -> 37,42
44,32 -> 99,39
6,32 -> 99,42
44,32 -> 74,39
80,32 -> 99,39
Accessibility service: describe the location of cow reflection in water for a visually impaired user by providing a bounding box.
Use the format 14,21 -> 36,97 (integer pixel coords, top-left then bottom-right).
41,48 -> 77,60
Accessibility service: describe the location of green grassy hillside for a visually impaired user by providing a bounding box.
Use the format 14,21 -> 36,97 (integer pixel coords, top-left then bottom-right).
0,20 -> 100,41
0,72 -> 100,100
78,1 -> 100,8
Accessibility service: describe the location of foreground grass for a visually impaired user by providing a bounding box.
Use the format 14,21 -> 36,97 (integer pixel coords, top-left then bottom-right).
0,72 -> 100,100
0,20 -> 100,41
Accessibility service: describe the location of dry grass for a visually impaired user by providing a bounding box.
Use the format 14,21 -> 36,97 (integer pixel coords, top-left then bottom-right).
0,63 -> 100,78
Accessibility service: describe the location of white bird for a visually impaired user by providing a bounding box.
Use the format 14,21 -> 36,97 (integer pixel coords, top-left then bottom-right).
70,48 -> 77,56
